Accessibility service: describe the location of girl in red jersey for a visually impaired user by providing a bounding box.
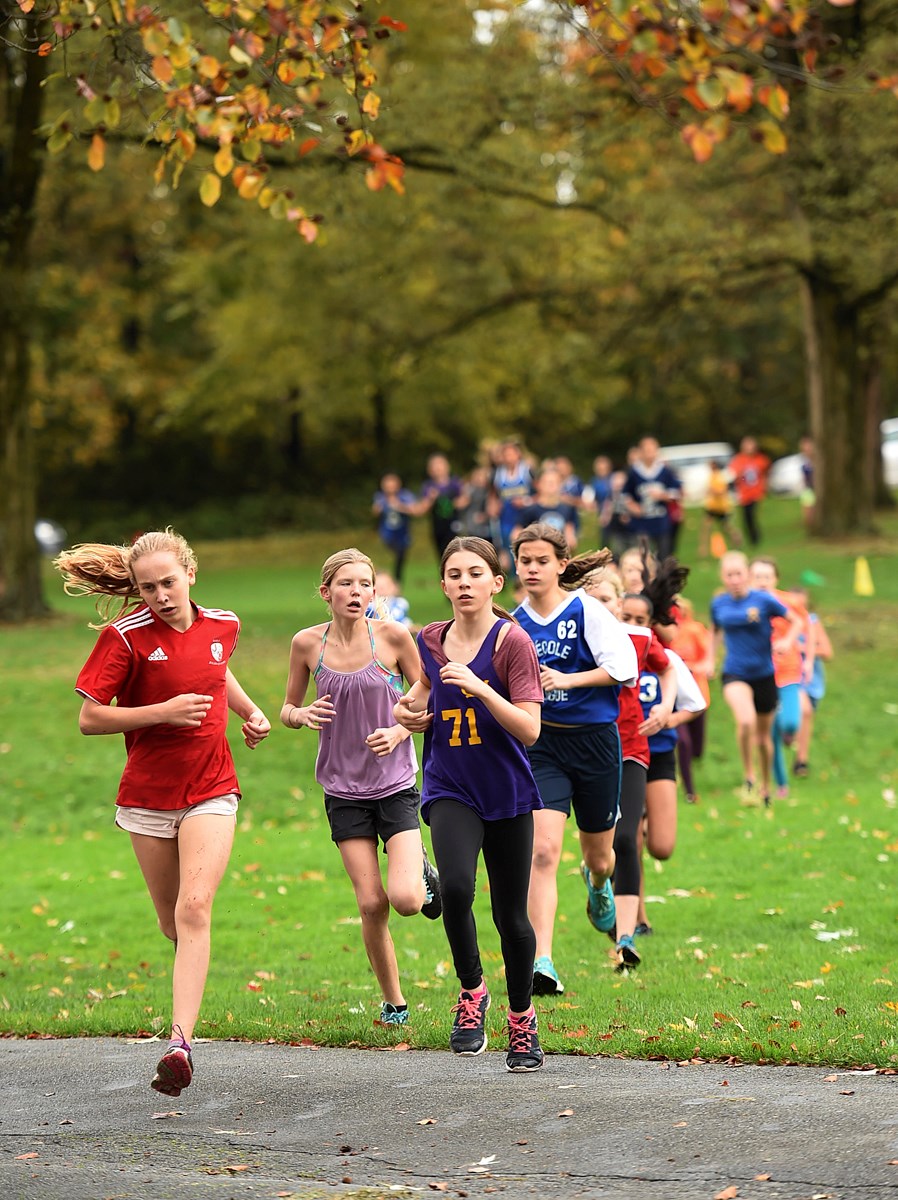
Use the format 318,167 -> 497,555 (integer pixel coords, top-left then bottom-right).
581,570 -> 676,969
55,529 -> 271,1099
394,537 -> 546,1071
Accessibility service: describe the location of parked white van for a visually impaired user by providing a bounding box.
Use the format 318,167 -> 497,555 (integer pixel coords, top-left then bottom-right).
768,419 -> 898,495
658,442 -> 735,505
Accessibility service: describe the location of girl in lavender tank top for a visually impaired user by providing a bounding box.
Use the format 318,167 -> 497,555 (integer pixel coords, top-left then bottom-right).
280,548 -> 442,1029
394,537 -> 546,1072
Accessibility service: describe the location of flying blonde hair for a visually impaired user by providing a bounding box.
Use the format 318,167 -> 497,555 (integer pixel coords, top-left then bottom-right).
55,528 -> 197,628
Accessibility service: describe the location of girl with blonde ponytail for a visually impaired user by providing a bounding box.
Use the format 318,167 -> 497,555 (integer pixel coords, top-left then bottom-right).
56,528 -> 270,1099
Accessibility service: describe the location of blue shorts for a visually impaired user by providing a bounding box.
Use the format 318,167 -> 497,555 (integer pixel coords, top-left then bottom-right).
527,723 -> 621,833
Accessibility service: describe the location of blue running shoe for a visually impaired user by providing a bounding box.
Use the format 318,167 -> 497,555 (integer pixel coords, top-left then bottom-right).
580,862 -> 616,934
615,933 -> 641,972
380,1002 -> 410,1025
532,955 -> 564,996
421,850 -> 442,920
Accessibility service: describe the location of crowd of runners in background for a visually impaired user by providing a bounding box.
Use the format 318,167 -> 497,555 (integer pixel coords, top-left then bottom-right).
55,432 -> 830,1095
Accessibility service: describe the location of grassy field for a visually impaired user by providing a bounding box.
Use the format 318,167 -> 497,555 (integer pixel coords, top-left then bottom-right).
1,500 -> 897,1066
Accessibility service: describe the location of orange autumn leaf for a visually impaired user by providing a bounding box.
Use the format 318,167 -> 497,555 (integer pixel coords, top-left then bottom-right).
152,54 -> 174,84
87,133 -> 105,172
682,123 -> 716,163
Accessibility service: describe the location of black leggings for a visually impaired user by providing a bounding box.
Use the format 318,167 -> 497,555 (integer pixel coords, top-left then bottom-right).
612,760 -> 647,896
428,799 -> 535,1013
741,501 -> 761,546
676,711 -> 706,797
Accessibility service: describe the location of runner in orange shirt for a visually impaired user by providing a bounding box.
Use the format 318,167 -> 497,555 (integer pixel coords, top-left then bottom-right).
729,436 -> 771,547
749,557 -> 813,799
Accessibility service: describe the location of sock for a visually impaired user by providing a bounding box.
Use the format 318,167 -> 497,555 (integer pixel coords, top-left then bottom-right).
510,1005 -> 535,1024
589,869 -> 605,888
467,980 -> 488,998
168,1025 -> 191,1053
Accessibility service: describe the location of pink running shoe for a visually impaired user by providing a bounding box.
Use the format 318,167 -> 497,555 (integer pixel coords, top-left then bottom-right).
449,988 -> 490,1055
151,1033 -> 193,1097
506,1007 -> 544,1072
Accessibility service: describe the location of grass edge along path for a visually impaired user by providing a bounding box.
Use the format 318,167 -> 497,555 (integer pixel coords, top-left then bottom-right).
1,500 -> 897,1068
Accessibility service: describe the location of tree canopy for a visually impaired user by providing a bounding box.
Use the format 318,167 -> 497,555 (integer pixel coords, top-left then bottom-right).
2,0 -> 898,618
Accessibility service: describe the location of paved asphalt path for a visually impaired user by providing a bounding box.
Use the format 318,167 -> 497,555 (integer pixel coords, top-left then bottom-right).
1,1038 -> 897,1200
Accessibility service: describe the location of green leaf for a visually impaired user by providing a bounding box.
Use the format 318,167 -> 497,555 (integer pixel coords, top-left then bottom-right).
46,128 -> 73,154
696,77 -> 725,110
200,172 -> 222,207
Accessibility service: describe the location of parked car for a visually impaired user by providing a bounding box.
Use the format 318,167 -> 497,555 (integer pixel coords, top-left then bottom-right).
768,418 -> 898,496
658,441 -> 735,505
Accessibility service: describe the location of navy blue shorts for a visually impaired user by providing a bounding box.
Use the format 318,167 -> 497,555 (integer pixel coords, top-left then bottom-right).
527,723 -> 621,833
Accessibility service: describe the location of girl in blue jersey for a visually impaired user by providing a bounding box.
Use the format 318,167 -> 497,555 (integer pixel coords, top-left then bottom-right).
513,524 -> 638,993
394,536 -> 546,1071
705,551 -> 798,806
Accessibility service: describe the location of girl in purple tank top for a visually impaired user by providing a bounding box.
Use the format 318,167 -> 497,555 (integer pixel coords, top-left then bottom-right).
280,548 -> 442,1029
394,537 -> 546,1072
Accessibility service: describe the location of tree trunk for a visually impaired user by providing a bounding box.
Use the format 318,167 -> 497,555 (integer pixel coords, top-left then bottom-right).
799,273 -> 878,536
0,8 -> 50,620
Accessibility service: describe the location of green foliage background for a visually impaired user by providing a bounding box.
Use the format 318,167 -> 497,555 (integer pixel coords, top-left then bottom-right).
27,0 -> 898,543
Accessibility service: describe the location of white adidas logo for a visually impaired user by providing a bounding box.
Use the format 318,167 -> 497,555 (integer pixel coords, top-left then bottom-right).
148,647 -> 168,661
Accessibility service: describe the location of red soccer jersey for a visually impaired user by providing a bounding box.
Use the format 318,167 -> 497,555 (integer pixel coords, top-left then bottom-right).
616,626 -> 669,767
75,603 -> 241,810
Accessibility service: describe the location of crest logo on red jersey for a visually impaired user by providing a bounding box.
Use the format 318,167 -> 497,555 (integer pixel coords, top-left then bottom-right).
210,640 -> 224,662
